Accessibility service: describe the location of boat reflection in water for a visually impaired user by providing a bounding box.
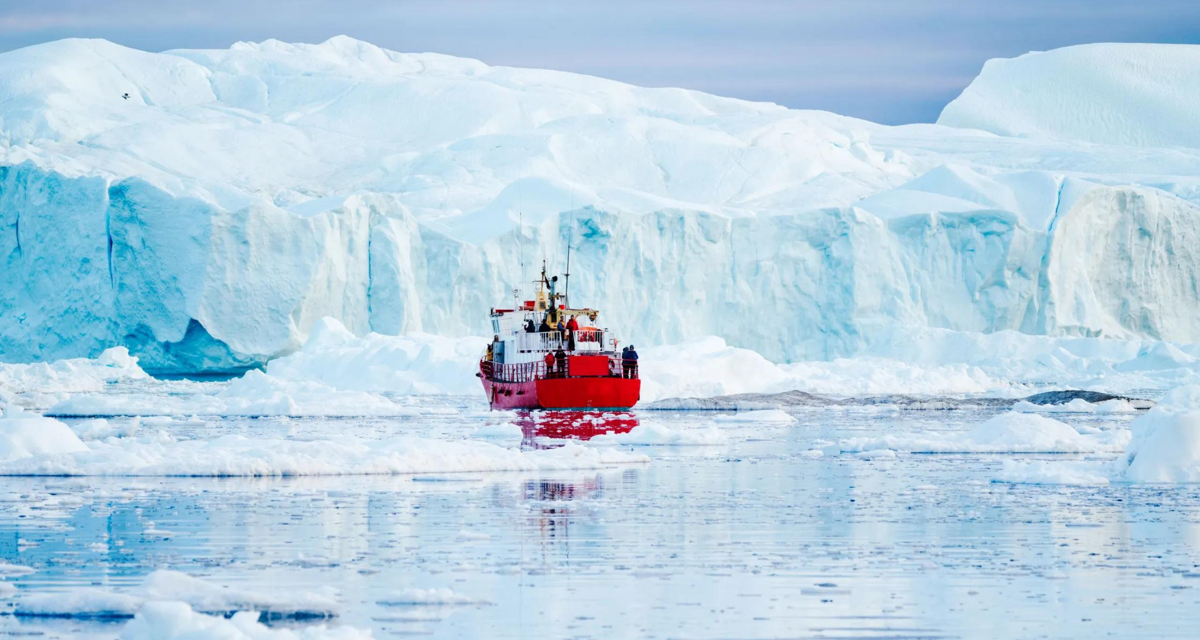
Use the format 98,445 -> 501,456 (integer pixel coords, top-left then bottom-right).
514,410 -> 639,448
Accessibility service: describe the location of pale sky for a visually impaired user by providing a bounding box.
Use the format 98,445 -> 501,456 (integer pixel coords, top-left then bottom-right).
2,0 -> 1198,123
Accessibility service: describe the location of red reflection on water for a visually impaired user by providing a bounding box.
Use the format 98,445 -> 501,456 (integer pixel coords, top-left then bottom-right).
515,410 -> 639,447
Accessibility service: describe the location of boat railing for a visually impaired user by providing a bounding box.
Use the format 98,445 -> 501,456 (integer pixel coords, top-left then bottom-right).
482,354 -> 637,382
514,329 -> 606,353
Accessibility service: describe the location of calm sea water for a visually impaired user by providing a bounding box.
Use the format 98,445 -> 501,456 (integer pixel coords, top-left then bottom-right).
2,402 -> 1198,639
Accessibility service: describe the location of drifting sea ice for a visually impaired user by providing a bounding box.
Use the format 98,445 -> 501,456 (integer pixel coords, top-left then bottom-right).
120,602 -> 373,640
997,385 -> 1200,484
838,411 -> 1129,455
587,421 -> 729,446
0,409 -> 647,476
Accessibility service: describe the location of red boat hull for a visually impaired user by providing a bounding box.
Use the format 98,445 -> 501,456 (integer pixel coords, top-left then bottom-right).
481,375 -> 640,410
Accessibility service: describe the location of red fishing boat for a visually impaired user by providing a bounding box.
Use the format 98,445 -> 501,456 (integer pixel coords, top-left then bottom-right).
478,264 -> 640,410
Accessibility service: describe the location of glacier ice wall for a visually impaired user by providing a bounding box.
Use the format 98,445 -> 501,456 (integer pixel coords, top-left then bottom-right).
5,160 -> 1200,371
3,38 -> 1200,371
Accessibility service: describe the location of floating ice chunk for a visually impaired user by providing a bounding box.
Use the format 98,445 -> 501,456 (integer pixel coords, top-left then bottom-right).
377,587 -> 491,606
70,418 -> 142,440
135,570 -> 339,619
588,422 -> 728,446
121,601 -> 373,640
1011,398 -> 1138,414
49,370 -> 407,417
994,460 -> 1110,485
839,411 -> 1127,454
15,588 -> 142,619
14,570 -> 341,622
0,428 -> 648,477
470,422 -> 523,442
0,348 -> 148,410
1118,385 -> 1200,483
0,406 -> 88,461
714,409 -> 796,424
0,561 -> 35,577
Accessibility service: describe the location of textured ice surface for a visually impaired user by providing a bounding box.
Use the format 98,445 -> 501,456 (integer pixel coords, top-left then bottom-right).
4,39 -> 1200,370
940,44 -> 1200,148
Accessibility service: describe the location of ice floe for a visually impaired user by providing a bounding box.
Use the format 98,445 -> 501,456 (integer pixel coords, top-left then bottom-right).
14,569 -> 340,621
587,422 -> 728,447
0,405 -> 88,460
838,411 -> 1128,455
0,347 -> 147,410
121,601 -> 372,639
376,587 -> 491,607
1117,385 -> 1200,483
0,413 -> 647,476
714,409 -> 797,424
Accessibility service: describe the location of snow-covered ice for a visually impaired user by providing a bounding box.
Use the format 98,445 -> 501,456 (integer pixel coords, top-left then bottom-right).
4,39 -> 1200,370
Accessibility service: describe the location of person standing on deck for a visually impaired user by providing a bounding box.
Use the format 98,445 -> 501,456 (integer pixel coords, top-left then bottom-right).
624,345 -> 639,379
621,345 -> 630,378
538,316 -> 551,333
491,335 -> 504,364
554,346 -> 568,378
566,314 -> 579,351
543,350 -> 555,377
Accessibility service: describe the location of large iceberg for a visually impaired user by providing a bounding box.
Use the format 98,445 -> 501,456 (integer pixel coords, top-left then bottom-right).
3,38 -> 1200,371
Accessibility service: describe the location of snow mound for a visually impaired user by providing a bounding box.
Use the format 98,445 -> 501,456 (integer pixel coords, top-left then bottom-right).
1118,385 -> 1200,482
839,412 -> 1127,454
0,347 -> 146,409
264,318 -> 483,395
49,369 -> 406,417
939,44 -> 1200,148
0,405 -> 88,460
588,422 -> 728,446
0,414 -> 647,476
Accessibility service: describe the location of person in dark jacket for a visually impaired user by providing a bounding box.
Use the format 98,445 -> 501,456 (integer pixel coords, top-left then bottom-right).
524,319 -> 536,333
538,317 -> 551,333
554,346 -> 568,378
625,345 -> 639,379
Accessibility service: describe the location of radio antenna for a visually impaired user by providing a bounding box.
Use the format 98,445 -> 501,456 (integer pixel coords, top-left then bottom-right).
564,215 -> 573,308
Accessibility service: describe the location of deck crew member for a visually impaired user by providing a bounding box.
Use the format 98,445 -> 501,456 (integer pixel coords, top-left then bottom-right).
554,346 -> 568,378
524,318 -> 536,333
566,314 -> 579,350
543,351 -> 555,376
623,345 -> 639,379
538,317 -> 551,333
491,335 -> 504,364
